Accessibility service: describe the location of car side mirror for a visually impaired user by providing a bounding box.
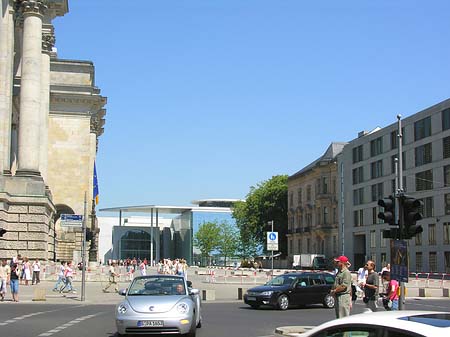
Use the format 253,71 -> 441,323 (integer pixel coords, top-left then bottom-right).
187,280 -> 193,288
189,288 -> 199,296
118,289 -> 127,296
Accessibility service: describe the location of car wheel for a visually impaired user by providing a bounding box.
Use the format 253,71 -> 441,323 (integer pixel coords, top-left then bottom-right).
196,316 -> 202,328
250,304 -> 260,309
323,294 -> 335,308
277,294 -> 289,310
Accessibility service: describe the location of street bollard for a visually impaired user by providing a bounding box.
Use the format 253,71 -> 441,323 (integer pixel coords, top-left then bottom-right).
238,288 -> 243,300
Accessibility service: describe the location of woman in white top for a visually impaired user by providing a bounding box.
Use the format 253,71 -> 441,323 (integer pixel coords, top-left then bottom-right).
32,259 -> 40,285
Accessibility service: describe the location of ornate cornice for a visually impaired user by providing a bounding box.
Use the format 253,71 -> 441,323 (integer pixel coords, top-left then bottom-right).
16,0 -> 48,17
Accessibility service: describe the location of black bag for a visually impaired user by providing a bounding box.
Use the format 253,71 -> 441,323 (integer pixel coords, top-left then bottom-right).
351,284 -> 357,301
363,296 -> 369,303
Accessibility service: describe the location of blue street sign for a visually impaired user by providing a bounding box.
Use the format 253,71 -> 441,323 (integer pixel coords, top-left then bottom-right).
390,240 -> 408,282
60,214 -> 83,227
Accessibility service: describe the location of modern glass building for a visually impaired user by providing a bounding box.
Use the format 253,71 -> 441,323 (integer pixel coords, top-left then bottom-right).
99,199 -> 240,265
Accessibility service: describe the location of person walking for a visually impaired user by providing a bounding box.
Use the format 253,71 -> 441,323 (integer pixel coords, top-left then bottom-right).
32,258 -> 41,285
60,261 -> 75,293
363,260 -> 379,312
103,262 -> 119,293
382,271 -> 399,310
52,261 -> 66,292
330,255 -> 352,319
9,262 -> 20,302
0,259 -> 11,301
139,260 -> 146,276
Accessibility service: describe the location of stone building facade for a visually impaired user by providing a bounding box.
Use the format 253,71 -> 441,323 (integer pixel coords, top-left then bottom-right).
0,0 -> 106,261
287,143 -> 346,264
338,99 -> 450,273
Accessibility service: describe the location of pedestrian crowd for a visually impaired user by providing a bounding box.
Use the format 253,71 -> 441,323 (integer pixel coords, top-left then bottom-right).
52,260 -> 76,294
0,254 -> 44,302
331,255 -> 399,319
157,258 -> 188,277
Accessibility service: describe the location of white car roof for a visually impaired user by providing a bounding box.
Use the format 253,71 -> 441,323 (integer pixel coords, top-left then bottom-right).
301,311 -> 450,337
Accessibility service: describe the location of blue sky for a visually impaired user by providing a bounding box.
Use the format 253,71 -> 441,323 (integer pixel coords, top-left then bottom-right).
52,0 -> 450,209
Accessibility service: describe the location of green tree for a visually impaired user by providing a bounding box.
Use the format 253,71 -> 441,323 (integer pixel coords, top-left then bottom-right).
217,221 -> 240,267
194,221 -> 221,265
232,175 -> 288,256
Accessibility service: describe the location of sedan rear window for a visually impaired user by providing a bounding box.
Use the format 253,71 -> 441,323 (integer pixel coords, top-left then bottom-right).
398,313 -> 450,328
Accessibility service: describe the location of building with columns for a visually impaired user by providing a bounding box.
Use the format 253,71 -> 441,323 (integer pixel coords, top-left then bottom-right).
0,0 -> 106,261
287,143 -> 346,265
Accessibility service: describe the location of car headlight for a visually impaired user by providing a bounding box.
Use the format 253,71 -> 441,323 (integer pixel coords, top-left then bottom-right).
260,291 -> 274,296
118,304 -> 127,314
177,302 -> 189,314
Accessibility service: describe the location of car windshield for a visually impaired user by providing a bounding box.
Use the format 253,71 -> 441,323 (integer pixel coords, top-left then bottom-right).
265,275 -> 297,286
127,276 -> 186,296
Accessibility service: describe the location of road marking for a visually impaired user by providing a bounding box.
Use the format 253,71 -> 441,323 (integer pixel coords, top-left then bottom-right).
37,312 -> 104,337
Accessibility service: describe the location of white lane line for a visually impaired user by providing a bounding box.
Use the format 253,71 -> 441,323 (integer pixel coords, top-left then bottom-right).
0,306 -> 85,327
36,312 -> 105,337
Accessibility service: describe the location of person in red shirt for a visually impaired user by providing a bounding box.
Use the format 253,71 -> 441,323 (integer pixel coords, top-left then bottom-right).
382,271 -> 399,310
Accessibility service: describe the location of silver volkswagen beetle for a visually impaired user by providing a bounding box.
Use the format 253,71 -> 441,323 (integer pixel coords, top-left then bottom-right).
115,275 -> 202,336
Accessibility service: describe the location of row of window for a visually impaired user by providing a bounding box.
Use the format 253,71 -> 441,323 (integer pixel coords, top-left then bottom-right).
352,168 -> 439,205
288,207 -> 338,228
289,176 -> 337,206
370,251 -> 450,273
353,108 -> 450,164
352,137 -> 450,186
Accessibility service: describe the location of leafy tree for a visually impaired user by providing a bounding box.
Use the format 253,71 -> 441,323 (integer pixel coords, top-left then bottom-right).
194,221 -> 221,265
232,175 -> 288,256
217,221 -> 240,267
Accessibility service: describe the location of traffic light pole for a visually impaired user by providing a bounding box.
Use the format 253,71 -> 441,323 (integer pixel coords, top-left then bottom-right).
397,115 -> 406,310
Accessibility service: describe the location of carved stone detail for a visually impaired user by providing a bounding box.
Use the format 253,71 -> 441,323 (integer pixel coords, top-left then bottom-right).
42,31 -> 55,53
16,0 -> 47,16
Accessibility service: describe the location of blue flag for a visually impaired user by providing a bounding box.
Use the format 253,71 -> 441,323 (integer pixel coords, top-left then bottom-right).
93,162 -> 99,205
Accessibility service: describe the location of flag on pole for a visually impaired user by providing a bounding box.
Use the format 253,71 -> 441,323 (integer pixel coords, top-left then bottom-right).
93,161 -> 99,205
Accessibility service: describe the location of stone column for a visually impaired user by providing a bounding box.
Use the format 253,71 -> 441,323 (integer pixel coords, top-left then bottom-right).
0,0 -> 15,174
16,0 -> 47,177
39,28 -> 54,183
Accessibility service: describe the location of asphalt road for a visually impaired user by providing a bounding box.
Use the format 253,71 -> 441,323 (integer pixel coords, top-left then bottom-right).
0,299 -> 449,337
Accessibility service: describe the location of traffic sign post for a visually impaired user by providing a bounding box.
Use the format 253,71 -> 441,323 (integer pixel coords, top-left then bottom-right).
267,221 -> 278,278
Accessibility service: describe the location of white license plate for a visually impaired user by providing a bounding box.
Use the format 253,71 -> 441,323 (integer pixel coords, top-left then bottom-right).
137,320 -> 164,327
247,296 -> 256,301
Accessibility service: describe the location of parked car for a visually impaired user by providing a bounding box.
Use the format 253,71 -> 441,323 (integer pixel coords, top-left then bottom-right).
296,310 -> 450,336
115,275 -> 202,336
243,271 -> 335,310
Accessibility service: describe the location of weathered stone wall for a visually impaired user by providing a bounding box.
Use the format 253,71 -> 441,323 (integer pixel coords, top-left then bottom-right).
0,194 -> 55,260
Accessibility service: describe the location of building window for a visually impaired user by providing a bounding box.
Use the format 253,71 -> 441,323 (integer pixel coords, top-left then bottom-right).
307,238 -> 311,252
391,155 -> 397,174
323,207 -> 329,225
415,143 -> 432,167
333,236 -> 337,253
371,160 -> 383,179
381,253 -> 387,265
442,108 -> 450,131
371,182 -> 383,202
353,188 -> 364,205
429,224 -> 436,245
444,136 -> 450,159
306,213 -> 312,226
316,179 -> 321,196
446,194 -> 450,215
391,130 -> 398,149
444,223 -> 450,245
297,188 -> 302,204
415,232 -> 422,246
306,185 -> 311,201
289,239 -> 293,254
416,169 -> 433,191
370,230 -> 376,248
322,177 -> 328,194
416,252 -> 423,272
380,232 -> 387,248
353,145 -> 363,163
414,116 -> 431,141
429,252 -> 437,272
370,137 -> 383,157
445,166 -> 450,187
445,252 -> 450,274
353,166 -> 364,185
419,197 -> 434,218
372,206 -> 383,224
354,209 -> 364,227
333,207 -> 337,224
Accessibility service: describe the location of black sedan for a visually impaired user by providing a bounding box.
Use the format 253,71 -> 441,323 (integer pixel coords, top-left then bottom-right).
243,272 -> 335,310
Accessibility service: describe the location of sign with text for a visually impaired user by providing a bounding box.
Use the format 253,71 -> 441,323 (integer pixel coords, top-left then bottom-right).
390,239 -> 408,282
267,231 -> 278,251
60,214 -> 83,227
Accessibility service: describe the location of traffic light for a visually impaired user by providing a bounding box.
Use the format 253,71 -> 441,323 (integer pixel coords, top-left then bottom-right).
0,227 -> 6,237
383,228 -> 400,239
378,195 -> 396,226
402,196 -> 423,239
86,229 -> 94,241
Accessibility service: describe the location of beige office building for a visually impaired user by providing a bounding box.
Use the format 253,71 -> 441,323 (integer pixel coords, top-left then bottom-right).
338,99 -> 450,273
287,143 -> 346,264
0,1 -> 106,261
